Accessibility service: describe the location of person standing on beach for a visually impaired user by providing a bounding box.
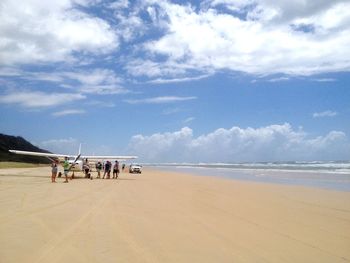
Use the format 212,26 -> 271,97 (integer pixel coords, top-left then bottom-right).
113,160 -> 119,179
51,161 -> 58,183
63,157 -> 69,183
95,161 -> 102,178
83,159 -> 91,178
103,160 -> 111,179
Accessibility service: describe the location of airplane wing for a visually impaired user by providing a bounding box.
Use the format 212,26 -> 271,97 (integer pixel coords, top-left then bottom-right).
9,150 -> 138,161
9,150 -> 72,159
81,155 -> 138,160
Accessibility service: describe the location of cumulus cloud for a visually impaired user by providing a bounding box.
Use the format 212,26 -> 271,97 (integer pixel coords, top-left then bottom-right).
0,91 -> 85,108
126,0 -> 350,78
2,0 -> 349,82
128,127 -> 194,160
313,110 -> 338,118
127,124 -> 350,162
0,0 -> 118,65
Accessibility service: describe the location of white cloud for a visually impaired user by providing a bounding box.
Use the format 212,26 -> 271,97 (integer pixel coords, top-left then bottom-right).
313,110 -> 338,118
63,69 -> 122,86
127,123 -> 350,162
0,0 -> 118,65
76,84 -> 127,95
125,59 -> 189,78
128,127 -> 194,160
3,0 -> 348,80
52,109 -> 86,117
6,68 -> 128,95
114,12 -> 147,42
128,0 -> 350,77
0,91 -> 85,108
108,0 -> 129,9
61,68 -> 127,94
204,0 -> 349,25
268,77 -> 290,82
312,78 -> 336,82
147,74 -> 211,84
124,96 -> 197,104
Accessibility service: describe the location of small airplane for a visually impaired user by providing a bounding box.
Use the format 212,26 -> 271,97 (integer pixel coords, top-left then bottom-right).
9,144 -> 137,176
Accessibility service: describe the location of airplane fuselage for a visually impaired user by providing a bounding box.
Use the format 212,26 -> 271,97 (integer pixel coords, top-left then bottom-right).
67,159 -> 83,171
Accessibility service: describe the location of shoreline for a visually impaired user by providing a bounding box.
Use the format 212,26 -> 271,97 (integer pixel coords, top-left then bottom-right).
0,166 -> 349,262
150,165 -> 350,192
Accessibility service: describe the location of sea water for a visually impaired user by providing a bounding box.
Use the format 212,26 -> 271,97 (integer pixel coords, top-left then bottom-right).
148,161 -> 350,191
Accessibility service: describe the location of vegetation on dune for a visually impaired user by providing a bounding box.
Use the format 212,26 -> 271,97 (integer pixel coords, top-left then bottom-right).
0,133 -> 51,164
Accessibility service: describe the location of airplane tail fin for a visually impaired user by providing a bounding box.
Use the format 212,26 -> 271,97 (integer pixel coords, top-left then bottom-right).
78,143 -> 81,155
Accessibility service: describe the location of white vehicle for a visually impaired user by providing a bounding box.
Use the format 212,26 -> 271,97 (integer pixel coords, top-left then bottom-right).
129,164 -> 142,174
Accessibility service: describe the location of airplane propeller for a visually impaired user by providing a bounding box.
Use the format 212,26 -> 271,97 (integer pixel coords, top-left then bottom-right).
68,154 -> 81,172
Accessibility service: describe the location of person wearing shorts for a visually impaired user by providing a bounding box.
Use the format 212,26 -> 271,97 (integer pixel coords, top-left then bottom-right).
103,161 -> 111,179
96,161 -> 102,178
113,160 -> 119,179
51,161 -> 58,183
63,157 -> 69,183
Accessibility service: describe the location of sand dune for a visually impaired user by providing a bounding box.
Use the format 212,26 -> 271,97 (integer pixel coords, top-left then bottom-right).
0,167 -> 349,263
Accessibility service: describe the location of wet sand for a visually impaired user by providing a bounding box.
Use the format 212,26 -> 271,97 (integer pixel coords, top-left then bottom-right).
0,166 -> 349,262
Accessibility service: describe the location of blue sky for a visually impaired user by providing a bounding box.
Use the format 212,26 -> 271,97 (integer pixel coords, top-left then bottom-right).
0,0 -> 349,162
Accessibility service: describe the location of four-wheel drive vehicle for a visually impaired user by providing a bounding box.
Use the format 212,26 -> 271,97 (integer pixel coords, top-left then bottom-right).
129,164 -> 142,174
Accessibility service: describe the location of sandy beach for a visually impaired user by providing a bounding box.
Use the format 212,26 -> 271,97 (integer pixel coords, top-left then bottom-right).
0,166 -> 349,263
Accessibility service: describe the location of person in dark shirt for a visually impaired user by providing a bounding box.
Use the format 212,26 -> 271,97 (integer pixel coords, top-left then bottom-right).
113,160 -> 119,179
95,161 -> 102,178
103,161 -> 111,179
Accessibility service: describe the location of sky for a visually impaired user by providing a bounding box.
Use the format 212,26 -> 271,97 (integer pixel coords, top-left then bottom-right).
0,0 -> 349,163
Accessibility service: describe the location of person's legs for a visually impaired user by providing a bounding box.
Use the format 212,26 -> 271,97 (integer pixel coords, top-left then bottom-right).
64,170 -> 69,183
52,172 -> 57,182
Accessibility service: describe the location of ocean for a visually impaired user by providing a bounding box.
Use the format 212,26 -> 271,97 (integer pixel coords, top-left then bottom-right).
147,161 -> 350,191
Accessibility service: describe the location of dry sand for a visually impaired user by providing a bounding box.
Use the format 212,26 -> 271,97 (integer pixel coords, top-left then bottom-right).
0,166 -> 349,263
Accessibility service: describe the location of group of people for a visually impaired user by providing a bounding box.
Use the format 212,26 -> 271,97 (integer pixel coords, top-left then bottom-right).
50,158 -> 127,183
50,158 -> 73,183
95,160 -> 120,179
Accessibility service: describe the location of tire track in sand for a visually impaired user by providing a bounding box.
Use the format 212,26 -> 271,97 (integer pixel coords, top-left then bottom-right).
29,183 -> 115,263
0,184 -> 109,224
